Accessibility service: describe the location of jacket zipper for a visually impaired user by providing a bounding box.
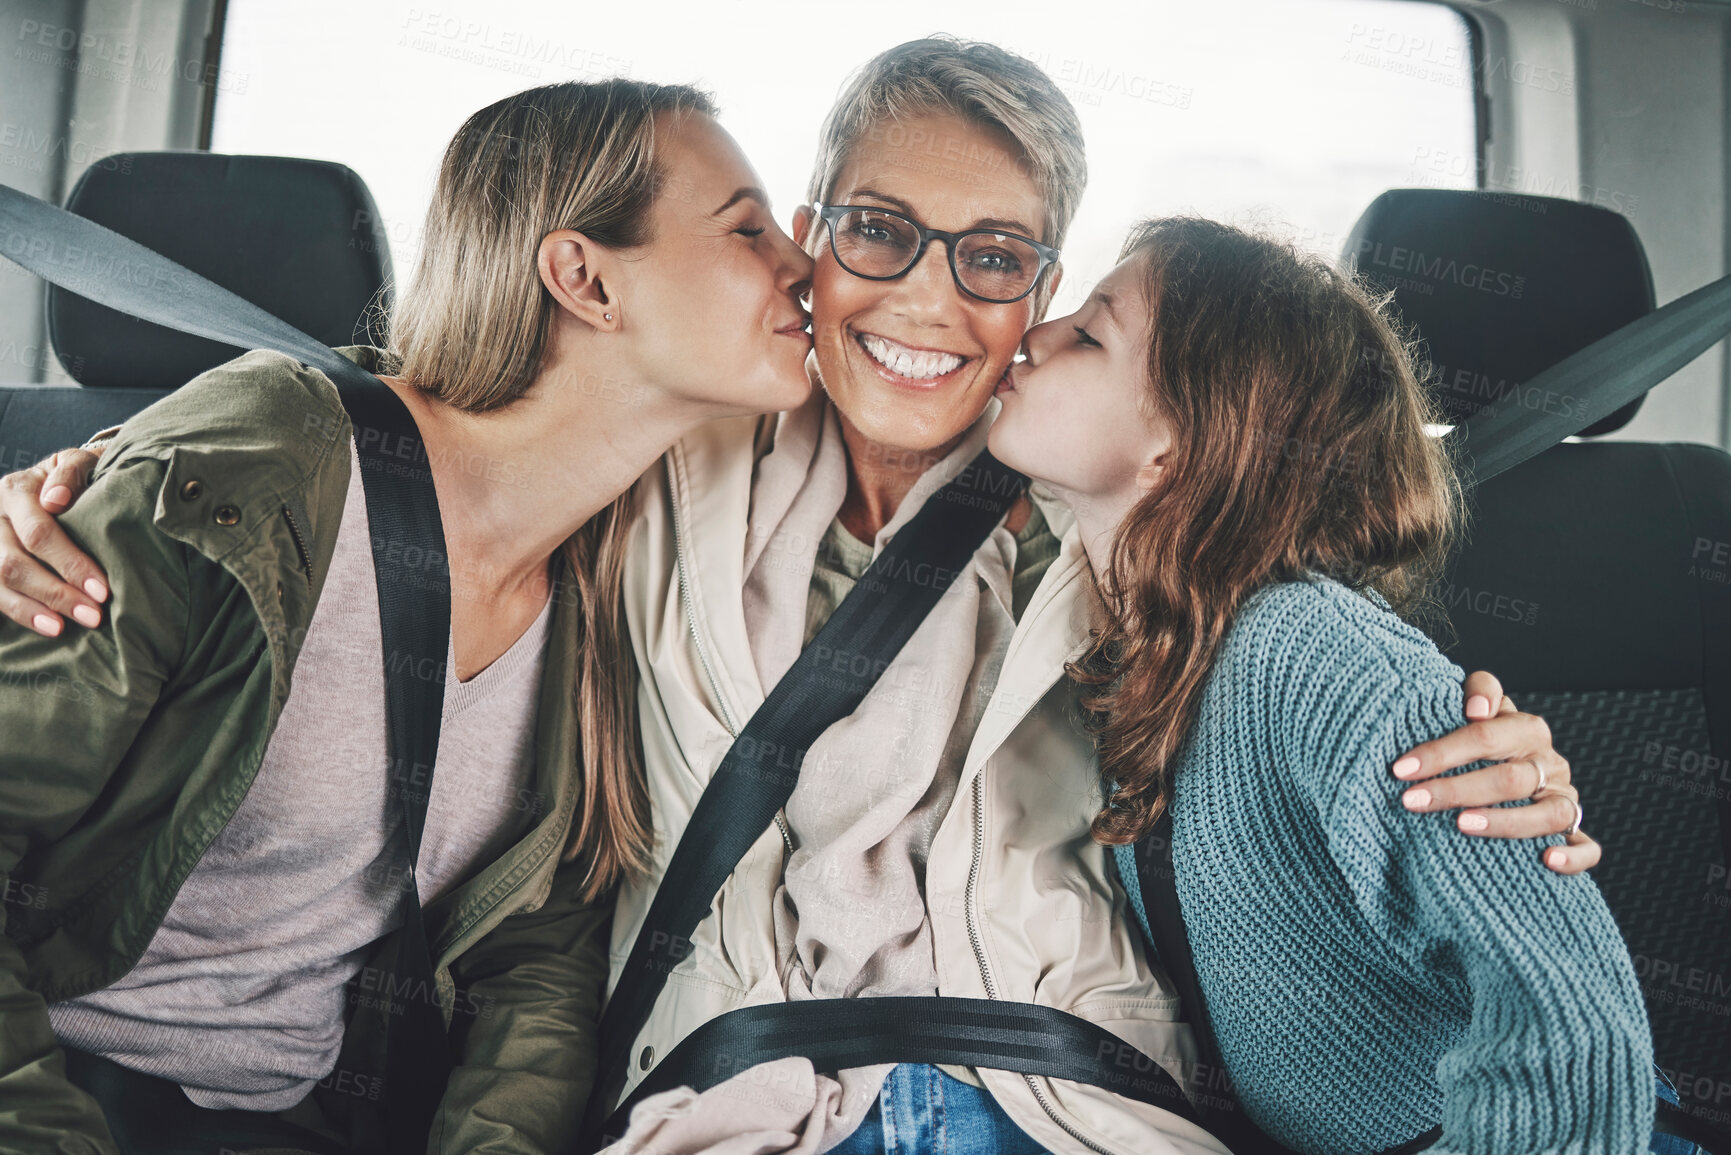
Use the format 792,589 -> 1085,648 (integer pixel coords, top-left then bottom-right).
665,455 -> 794,855
966,743 -> 1121,1155
281,505 -> 313,586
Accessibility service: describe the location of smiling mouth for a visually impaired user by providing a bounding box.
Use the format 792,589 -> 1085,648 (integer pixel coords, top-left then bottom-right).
856,331 -> 970,386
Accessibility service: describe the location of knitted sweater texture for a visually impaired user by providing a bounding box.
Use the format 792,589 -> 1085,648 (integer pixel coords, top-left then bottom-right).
1165,579 -> 1653,1154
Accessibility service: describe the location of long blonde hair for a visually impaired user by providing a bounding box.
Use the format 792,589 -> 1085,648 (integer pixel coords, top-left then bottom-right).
391,80 -> 714,899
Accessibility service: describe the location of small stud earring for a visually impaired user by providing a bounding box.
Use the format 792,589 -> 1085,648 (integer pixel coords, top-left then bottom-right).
604,313 -> 613,321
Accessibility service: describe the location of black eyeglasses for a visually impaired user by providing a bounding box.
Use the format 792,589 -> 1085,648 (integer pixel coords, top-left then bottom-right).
815,203 -> 1059,304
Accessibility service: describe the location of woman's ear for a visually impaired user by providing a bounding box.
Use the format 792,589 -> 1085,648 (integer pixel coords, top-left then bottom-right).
538,229 -> 618,332
1134,447 -> 1168,494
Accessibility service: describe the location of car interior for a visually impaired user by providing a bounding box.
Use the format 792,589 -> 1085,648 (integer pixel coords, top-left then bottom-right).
0,0 -> 1727,1143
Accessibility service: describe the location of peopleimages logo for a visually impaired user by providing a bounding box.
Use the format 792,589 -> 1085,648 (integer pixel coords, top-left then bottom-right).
0,122 -> 134,175
1352,239 -> 1526,298
1438,582 -> 1540,627
397,8 -> 631,81
16,20 -> 248,94
1427,362 -> 1584,421
1632,954 -> 1731,1007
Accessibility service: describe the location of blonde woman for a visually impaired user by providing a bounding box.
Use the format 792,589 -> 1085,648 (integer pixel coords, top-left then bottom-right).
0,79 -> 811,1155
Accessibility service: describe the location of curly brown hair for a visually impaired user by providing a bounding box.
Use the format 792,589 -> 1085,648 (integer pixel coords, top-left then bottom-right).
1072,217 -> 1463,846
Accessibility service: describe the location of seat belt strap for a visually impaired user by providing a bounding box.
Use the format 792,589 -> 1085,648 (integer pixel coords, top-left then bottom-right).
0,182 -> 373,391
1462,270 -> 1731,483
1126,814 -> 1299,1153
588,448 -> 1028,1127
0,181 -> 454,1155
582,457 -> 1209,1151
593,997 -> 1200,1148
339,376 -> 455,1155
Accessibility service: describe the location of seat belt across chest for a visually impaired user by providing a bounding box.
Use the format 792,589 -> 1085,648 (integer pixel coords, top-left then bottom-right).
0,182 -> 456,1155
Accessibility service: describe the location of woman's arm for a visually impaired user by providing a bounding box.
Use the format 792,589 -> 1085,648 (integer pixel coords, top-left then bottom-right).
0,460 -> 1604,873
1285,590 -> 1654,1153
0,455 -> 188,1155
1392,673 -> 1599,873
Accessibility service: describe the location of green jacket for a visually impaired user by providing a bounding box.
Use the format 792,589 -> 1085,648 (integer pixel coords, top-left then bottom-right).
0,348 -> 610,1155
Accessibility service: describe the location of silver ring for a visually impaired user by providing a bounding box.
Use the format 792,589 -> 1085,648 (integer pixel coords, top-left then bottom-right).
1566,800 -> 1584,838
1531,760 -> 1549,798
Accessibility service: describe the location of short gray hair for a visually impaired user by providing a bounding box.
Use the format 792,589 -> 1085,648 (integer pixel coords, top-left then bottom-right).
806,37 -> 1088,257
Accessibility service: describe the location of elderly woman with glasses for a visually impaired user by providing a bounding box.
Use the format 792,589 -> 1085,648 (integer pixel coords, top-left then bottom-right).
590,37 -> 1598,1155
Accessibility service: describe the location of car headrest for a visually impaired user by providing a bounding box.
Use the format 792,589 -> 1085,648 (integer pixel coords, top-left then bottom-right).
1341,188 -> 1653,435
48,152 -> 393,388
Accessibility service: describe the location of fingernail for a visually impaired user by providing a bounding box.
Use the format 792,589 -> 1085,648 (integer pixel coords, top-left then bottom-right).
1546,848 -> 1567,869
1458,812 -> 1489,832
1466,694 -> 1491,718
83,577 -> 107,602
32,613 -> 61,637
1402,788 -> 1431,810
42,485 -> 70,506
71,604 -> 101,628
1392,756 -> 1421,778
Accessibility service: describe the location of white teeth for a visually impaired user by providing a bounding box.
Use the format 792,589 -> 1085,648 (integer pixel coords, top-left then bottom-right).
860,333 -> 964,380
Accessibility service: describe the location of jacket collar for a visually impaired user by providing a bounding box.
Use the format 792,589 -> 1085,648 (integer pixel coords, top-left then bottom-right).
664,413 -> 776,729
962,524 -> 1094,779
429,551 -> 586,957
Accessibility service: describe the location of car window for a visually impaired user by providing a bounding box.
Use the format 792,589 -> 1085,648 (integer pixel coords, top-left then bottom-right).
210,0 -> 1475,310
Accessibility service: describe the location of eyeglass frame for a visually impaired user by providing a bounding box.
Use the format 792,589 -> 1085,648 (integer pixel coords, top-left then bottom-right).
813,203 -> 1061,304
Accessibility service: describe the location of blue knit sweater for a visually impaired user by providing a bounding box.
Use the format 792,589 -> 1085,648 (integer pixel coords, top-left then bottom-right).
1133,579 -> 1654,1154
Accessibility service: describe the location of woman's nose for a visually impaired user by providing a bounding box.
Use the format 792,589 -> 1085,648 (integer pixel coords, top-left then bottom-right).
1021,319 -> 1058,366
883,239 -> 968,323
779,232 -> 815,297
906,237 -> 956,290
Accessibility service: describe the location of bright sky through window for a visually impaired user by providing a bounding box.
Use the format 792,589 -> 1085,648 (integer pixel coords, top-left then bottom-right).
212,0 -> 1476,316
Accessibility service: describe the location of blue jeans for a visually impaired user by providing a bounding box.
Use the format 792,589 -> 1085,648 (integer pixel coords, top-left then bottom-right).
830,1065 -> 1699,1154
827,1064 -> 1050,1155
1651,1069 -> 1705,1155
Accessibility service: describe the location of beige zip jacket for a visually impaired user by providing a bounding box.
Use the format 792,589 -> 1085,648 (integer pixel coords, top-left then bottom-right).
609,414 -> 1231,1155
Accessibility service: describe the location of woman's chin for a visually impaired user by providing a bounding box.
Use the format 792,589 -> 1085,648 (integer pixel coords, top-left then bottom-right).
775,375 -> 816,412
984,419 -> 1030,475
746,364 -> 817,415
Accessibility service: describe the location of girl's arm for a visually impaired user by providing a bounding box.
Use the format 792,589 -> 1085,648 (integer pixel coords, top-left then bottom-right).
1281,586 -> 1654,1153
